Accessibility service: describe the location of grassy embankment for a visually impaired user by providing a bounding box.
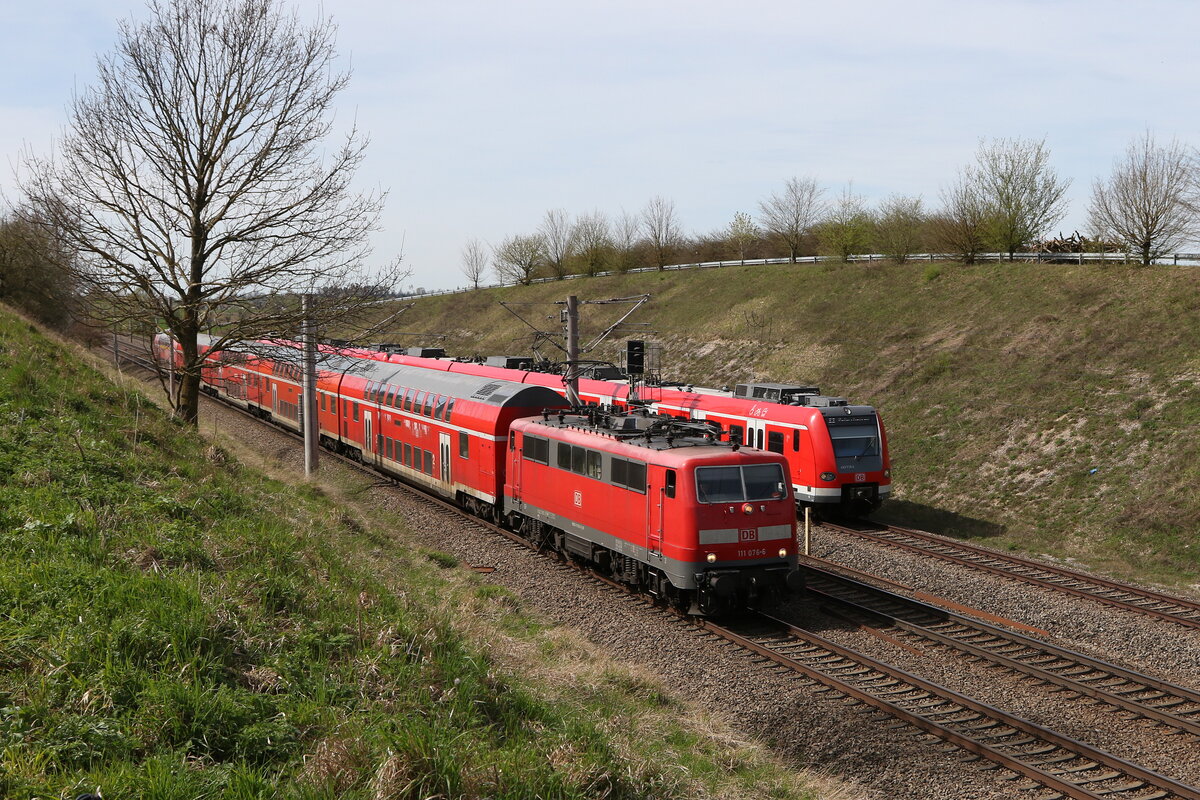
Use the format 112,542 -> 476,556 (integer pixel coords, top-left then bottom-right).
0,306 -> 836,799
390,261 -> 1200,588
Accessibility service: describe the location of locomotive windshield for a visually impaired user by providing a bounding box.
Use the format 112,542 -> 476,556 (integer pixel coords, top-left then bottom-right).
695,464 -> 787,503
828,423 -> 883,472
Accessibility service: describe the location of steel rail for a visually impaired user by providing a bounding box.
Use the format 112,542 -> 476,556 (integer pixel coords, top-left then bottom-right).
825,522 -> 1200,629
705,612 -> 1200,800
802,564 -> 1200,737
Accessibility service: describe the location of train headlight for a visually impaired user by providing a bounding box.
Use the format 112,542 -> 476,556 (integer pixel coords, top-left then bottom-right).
706,552 -> 717,564
742,503 -> 754,515
820,472 -> 835,482
884,469 -> 892,478
779,548 -> 788,558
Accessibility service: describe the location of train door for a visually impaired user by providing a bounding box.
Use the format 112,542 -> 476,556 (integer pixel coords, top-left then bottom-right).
439,432 -> 451,484
271,384 -> 277,415
746,418 -> 766,450
651,484 -> 664,557
364,411 -> 374,464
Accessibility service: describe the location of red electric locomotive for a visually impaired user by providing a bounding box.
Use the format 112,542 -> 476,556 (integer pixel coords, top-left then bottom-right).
505,409 -> 800,614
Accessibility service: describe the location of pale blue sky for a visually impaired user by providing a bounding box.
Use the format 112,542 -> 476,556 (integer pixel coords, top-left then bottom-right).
4,1 -> 1199,290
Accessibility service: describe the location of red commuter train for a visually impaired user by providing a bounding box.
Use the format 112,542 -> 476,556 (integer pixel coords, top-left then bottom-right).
322,345 -> 892,516
155,333 -> 801,613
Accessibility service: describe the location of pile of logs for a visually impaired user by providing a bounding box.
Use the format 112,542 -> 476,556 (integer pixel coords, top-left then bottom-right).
1031,231 -> 1121,254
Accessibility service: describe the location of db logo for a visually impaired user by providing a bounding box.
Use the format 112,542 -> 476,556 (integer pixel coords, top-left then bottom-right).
739,528 -> 757,542
573,490 -> 582,507
855,473 -> 866,483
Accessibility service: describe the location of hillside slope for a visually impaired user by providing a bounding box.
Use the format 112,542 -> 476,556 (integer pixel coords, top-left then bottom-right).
391,261 -> 1200,587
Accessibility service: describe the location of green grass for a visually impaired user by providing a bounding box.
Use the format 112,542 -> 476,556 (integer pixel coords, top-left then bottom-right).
378,261 -> 1200,590
0,307 -> 827,799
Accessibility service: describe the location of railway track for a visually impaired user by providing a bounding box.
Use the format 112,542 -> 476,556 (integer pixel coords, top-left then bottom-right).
824,521 -> 1200,630
801,561 -> 1200,738
707,611 -> 1200,800
101,339 -> 1200,799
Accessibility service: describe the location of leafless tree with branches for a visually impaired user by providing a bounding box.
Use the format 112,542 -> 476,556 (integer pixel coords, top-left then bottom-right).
757,176 -> 825,263
19,0 -> 403,425
461,238 -> 489,289
932,170 -> 989,264
1088,132 -> 1196,266
573,210 -> 614,276
539,208 -> 577,279
640,195 -> 684,269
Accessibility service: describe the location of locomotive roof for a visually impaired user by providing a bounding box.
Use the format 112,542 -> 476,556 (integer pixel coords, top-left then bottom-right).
528,410 -> 741,453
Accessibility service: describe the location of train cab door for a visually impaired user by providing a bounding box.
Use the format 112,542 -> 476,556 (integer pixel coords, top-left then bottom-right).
439,432 -> 451,485
650,467 -> 670,558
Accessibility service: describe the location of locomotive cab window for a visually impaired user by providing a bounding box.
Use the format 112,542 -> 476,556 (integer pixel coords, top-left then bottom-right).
696,463 -> 786,503
793,429 -> 800,451
665,469 -> 676,498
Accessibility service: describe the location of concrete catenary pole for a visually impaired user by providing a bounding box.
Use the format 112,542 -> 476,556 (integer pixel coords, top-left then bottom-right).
302,294 -> 319,475
565,294 -> 581,407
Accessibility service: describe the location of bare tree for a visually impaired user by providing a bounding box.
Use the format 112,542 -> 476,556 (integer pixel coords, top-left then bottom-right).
875,195 -> 926,264
539,208 -> 577,279
19,0 -> 401,425
931,170 -> 988,264
816,185 -> 875,262
969,137 -> 1070,259
727,211 -> 760,263
613,208 -> 642,272
1088,132 -> 1196,266
492,233 -> 546,285
460,238 -> 489,289
640,195 -> 684,269
757,176 -> 825,262
572,210 -> 614,276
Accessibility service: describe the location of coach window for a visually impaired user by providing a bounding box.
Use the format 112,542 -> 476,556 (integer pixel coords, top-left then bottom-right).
404,443 -> 412,466
767,431 -> 785,454
665,469 -> 676,498
571,445 -> 586,475
385,386 -> 396,407
756,429 -> 764,449
385,438 -> 393,459
423,393 -> 435,417
793,429 -> 800,451
434,395 -> 447,420
586,449 -> 601,479
320,394 -> 326,412
444,398 -> 455,422
458,431 -> 469,458
423,449 -> 433,475
412,391 -> 425,415
557,442 -> 572,470
353,401 -> 360,422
